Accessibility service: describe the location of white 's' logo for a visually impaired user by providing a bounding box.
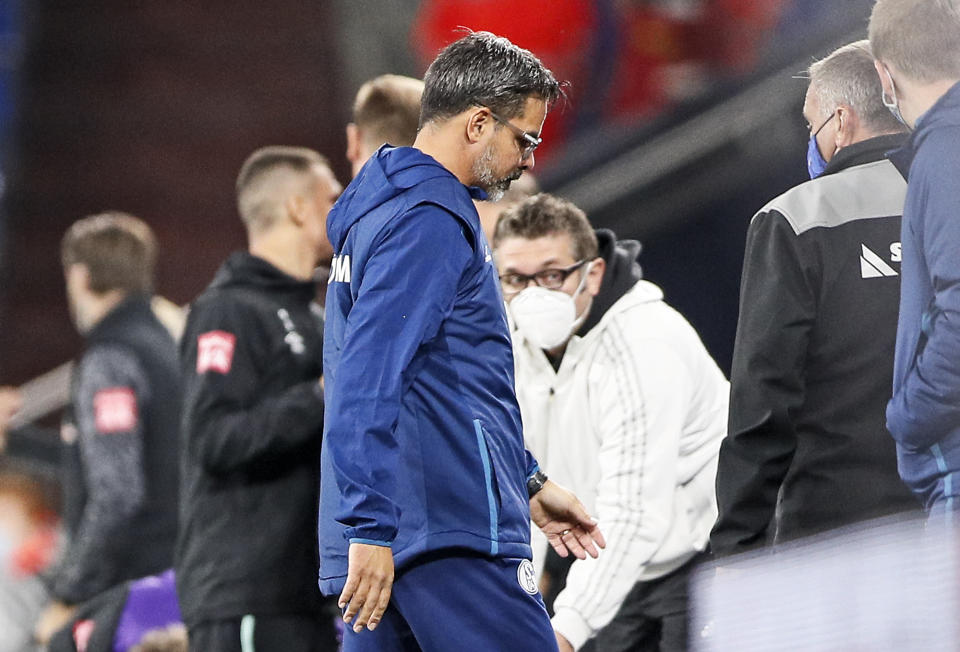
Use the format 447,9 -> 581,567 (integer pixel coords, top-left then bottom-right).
860,244 -> 898,278
329,254 -> 351,284
517,559 -> 538,595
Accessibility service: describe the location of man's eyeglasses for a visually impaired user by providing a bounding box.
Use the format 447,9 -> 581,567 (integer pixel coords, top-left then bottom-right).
488,109 -> 542,160
499,260 -> 586,295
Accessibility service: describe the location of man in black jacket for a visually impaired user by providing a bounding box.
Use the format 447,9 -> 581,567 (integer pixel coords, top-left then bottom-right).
176,146 -> 341,651
711,40 -> 920,556
35,213 -> 182,643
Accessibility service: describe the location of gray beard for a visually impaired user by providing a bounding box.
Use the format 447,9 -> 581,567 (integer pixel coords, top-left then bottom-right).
472,144 -> 521,202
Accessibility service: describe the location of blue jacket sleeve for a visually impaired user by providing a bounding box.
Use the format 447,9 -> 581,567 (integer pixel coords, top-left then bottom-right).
326,205 -> 473,544
887,134 -> 960,449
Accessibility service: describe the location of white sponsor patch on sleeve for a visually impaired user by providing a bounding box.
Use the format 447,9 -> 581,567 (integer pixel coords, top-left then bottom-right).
197,330 -> 237,375
93,387 -> 138,434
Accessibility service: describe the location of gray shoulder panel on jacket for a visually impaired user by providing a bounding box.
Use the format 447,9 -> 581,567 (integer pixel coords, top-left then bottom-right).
754,160 -> 906,235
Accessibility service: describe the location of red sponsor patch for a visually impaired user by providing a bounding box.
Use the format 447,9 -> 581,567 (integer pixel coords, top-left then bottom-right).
73,619 -> 95,652
197,330 -> 236,375
93,387 -> 138,434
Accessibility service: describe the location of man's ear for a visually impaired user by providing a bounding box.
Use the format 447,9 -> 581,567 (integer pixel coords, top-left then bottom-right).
66,263 -> 91,294
586,257 -> 606,297
465,107 -> 493,145
286,195 -> 307,227
875,60 -> 895,99
346,123 -> 361,164
834,105 -> 859,150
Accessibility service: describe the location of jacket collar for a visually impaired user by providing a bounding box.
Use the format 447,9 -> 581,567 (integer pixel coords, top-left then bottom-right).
823,133 -> 907,177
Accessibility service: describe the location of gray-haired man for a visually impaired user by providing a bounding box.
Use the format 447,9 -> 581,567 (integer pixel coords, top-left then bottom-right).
711,40 -> 919,556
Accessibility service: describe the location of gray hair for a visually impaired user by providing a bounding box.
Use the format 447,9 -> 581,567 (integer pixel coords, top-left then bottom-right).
869,0 -> 960,82
808,40 -> 904,135
419,31 -> 563,127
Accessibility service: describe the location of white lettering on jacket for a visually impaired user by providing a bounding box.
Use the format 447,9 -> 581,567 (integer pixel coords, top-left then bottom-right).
329,254 -> 351,284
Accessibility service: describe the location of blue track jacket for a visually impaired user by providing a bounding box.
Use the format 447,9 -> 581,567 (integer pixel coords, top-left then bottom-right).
887,81 -> 960,509
318,146 -> 537,594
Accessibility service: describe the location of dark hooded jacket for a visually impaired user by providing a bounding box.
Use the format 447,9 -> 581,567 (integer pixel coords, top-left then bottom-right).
886,81 -> 960,509
175,252 -> 325,624
319,146 -> 538,595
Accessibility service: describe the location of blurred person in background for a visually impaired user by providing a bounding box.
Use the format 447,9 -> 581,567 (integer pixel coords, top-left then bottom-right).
494,194 -> 728,652
710,40 -> 917,557
870,0 -> 960,517
321,31 -> 605,651
0,458 -> 59,652
30,213 -> 182,644
176,146 -> 341,651
48,568 -> 182,652
346,74 -> 424,178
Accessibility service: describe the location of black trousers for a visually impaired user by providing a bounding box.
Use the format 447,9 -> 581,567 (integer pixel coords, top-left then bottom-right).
580,554 -> 704,652
188,610 -> 339,652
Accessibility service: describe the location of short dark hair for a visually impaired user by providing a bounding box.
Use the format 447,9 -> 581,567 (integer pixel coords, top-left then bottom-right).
61,212 -> 157,295
354,74 -> 424,149
419,31 -> 563,127
493,193 -> 598,261
236,146 -> 330,230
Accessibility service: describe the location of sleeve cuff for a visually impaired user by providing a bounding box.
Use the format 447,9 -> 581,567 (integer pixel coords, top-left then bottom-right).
348,538 -> 392,548
552,606 -> 595,651
526,463 -> 541,482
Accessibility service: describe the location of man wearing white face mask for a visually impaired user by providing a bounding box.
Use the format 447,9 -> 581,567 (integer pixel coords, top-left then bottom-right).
870,0 -> 960,516
494,194 -> 728,652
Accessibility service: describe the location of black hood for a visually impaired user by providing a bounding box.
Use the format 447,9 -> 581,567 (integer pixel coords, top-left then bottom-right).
579,229 -> 642,336
210,252 -> 317,299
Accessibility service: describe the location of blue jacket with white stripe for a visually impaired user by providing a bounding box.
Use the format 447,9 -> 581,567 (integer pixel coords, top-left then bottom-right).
318,145 -> 537,594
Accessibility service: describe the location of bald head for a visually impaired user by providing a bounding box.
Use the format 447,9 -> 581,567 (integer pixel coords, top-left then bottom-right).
236,146 -> 331,233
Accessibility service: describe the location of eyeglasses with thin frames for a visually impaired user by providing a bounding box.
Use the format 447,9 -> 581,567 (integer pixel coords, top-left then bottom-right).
487,109 -> 542,160
499,260 -> 586,296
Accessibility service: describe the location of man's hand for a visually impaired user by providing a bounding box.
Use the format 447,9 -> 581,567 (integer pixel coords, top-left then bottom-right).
339,542 -> 394,633
530,480 -> 606,560
34,600 -> 75,645
0,386 -> 23,451
556,630 -> 575,652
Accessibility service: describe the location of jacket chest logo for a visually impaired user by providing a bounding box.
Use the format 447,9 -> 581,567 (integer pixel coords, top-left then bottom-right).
860,243 -> 900,279
277,309 -> 305,355
329,254 -> 351,284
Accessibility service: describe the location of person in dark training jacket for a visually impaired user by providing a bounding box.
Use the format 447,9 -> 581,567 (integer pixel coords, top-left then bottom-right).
711,40 -> 919,556
36,213 -> 182,644
176,146 -> 342,651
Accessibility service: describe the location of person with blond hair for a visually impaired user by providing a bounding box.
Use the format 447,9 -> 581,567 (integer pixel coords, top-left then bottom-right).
870,0 -> 960,515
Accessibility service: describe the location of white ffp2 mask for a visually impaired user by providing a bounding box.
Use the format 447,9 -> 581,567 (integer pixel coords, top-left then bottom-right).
509,262 -> 592,350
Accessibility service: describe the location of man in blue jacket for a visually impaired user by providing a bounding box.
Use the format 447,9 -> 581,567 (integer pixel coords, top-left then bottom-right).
320,31 -> 605,651
870,0 -> 960,514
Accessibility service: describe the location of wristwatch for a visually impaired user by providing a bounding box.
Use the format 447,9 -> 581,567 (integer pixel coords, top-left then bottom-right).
526,469 -> 548,498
